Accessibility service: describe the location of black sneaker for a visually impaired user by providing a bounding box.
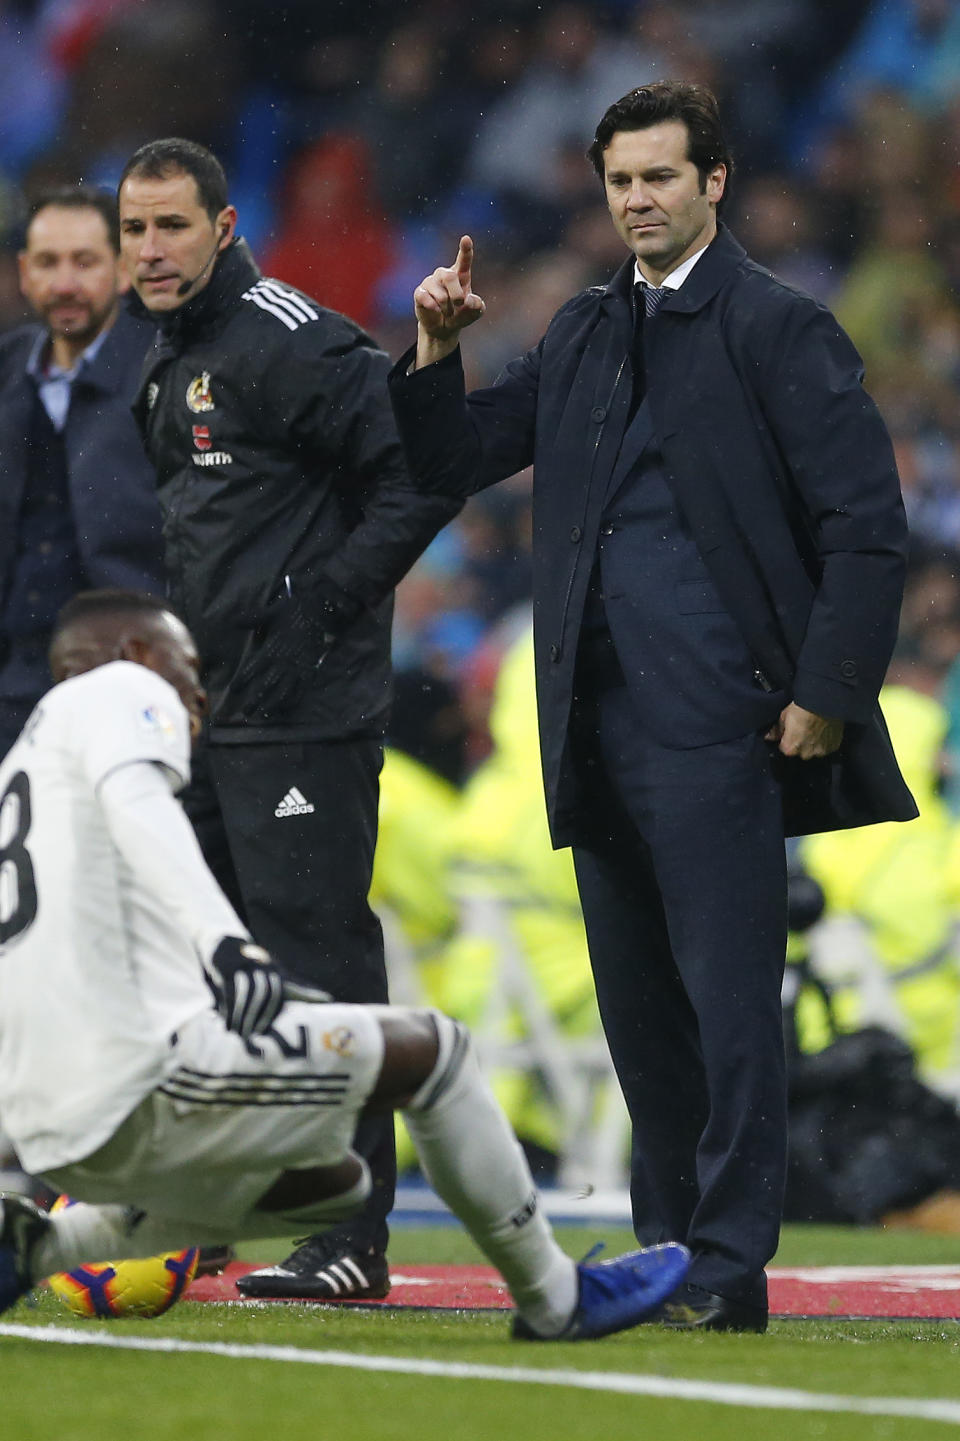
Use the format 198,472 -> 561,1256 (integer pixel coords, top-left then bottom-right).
235,1234 -> 390,1301
194,1244 -> 236,1277
0,1193 -> 50,1316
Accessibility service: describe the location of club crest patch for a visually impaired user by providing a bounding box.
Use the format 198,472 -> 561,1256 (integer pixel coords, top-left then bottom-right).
186,372 -> 215,413
322,1027 -> 356,1058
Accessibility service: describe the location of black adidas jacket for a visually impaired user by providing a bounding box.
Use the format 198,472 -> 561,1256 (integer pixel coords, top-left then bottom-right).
133,240 -> 459,741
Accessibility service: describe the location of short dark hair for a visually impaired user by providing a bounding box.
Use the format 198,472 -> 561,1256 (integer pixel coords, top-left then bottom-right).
118,138 -> 228,222
53,588 -> 173,642
25,186 -> 120,252
588,81 -> 734,203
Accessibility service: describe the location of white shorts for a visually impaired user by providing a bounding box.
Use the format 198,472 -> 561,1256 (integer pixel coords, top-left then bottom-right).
44,1002 -> 385,1239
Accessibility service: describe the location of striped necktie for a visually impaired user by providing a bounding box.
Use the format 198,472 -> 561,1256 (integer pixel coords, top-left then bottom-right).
640,283 -> 669,320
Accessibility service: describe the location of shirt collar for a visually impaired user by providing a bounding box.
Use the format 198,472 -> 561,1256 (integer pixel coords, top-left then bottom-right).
150,238 -> 261,345
26,321 -> 112,382
634,241 -> 711,292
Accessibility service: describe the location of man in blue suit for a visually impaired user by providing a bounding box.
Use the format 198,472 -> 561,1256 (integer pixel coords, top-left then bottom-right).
389,82 -> 915,1332
0,187 -> 164,756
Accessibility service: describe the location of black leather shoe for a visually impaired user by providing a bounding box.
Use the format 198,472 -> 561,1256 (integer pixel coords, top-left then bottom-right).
659,1282 -> 768,1332
195,1244 -> 235,1277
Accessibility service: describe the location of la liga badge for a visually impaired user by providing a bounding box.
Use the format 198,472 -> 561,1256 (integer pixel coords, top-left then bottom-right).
138,705 -> 178,746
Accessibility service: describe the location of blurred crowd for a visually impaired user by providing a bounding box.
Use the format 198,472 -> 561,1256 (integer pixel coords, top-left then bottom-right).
7,0 -> 960,1189
3,0 -> 960,714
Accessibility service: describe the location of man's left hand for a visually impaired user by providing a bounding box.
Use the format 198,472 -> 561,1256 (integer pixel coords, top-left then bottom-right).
227,578 -> 362,723
765,703 -> 844,760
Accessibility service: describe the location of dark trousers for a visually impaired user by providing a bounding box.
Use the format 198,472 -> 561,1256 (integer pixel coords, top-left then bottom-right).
182,736 -> 396,1252
0,632 -> 53,760
571,685 -> 787,1307
0,697 -> 33,762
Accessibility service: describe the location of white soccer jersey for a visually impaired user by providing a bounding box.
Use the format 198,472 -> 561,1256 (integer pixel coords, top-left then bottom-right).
0,662 -> 223,1174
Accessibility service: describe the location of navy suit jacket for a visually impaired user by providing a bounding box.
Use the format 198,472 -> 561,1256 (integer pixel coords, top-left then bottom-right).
595,399 -> 789,748
0,303 -> 165,613
389,227 -> 916,844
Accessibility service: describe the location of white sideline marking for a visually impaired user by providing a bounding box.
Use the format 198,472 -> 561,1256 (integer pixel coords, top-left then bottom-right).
2,1324 -> 960,1424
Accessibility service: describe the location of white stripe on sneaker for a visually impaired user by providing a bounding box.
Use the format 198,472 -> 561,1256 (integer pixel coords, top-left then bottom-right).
319,1267 -> 342,1295
340,1256 -> 369,1288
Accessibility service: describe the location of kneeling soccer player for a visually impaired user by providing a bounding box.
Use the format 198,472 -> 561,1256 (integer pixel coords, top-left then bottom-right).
0,589 -> 688,1339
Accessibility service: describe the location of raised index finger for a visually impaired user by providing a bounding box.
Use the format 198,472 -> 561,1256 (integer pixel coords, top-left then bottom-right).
456,235 -> 474,287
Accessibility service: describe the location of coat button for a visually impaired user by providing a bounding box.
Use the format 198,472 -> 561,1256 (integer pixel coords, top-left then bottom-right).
600,524 -> 614,536
840,660 -> 858,679
590,406 -> 607,423
570,526 -> 582,542
549,643 -> 560,662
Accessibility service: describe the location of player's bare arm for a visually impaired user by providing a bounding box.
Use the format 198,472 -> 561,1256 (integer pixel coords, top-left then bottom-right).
414,235 -> 485,369
765,702 -> 844,760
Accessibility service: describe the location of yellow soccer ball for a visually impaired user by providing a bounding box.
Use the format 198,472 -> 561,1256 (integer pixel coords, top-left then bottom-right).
47,1196 -> 199,1318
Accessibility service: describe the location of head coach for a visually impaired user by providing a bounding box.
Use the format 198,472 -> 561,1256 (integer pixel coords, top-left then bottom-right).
387,81 -> 917,1332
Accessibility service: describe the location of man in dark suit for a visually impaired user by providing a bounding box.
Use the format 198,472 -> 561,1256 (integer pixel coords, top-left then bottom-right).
0,187 -> 164,757
388,82 -> 915,1332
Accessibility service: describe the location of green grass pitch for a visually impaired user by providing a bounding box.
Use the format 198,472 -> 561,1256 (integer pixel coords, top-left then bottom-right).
4,1222 -> 960,1441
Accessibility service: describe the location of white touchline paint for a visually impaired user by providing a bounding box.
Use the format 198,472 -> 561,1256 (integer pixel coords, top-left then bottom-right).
2,1324 -> 959,1424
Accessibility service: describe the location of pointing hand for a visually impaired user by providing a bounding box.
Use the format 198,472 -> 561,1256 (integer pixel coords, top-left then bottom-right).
414,236 -> 485,344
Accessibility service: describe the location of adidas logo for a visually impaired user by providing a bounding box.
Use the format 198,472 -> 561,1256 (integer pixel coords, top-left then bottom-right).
274,786 -> 315,818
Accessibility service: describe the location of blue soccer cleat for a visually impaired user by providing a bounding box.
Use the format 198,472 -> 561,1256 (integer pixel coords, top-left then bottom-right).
0,1193 -> 51,1315
513,1241 -> 690,1341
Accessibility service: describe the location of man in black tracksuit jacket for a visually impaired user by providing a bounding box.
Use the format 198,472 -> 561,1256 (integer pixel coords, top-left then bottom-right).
119,139 -> 460,1300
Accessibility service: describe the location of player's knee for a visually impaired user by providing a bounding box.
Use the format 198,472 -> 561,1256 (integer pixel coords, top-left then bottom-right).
370,1009 -> 470,1112
369,1007 -> 440,1107
403,1010 -> 472,1114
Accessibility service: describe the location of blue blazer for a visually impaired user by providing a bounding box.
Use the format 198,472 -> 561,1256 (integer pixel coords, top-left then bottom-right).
389,227 -> 916,844
0,302 -> 165,609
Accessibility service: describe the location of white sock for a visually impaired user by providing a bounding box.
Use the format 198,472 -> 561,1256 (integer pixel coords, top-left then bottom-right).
404,1013 -> 578,1337
32,1203 -> 200,1283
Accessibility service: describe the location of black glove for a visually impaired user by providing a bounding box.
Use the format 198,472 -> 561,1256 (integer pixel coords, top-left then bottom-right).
227,576 -> 363,723
203,936 -> 286,1038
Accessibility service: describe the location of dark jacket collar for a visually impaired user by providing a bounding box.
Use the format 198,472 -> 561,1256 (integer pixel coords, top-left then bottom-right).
131,238 -> 261,348
601,223 -> 748,316
75,302 -> 149,395
13,297 -> 145,398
